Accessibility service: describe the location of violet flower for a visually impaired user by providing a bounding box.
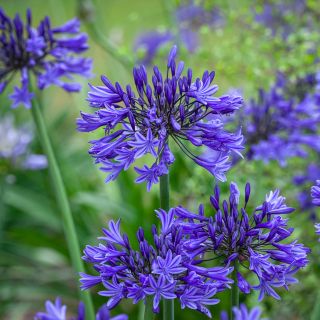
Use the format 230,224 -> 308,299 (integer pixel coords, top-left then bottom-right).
78,46 -> 243,190
243,72 -> 320,166
0,8 -> 92,109
80,211 -> 233,318
34,297 -> 128,320
311,181 -> 320,206
174,182 -> 310,301
0,115 -> 47,170
221,304 -> 265,320
315,223 -> 320,241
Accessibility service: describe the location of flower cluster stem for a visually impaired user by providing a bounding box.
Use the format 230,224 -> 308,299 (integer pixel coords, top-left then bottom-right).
160,173 -> 174,320
30,93 -> 95,320
230,261 -> 239,320
144,296 -> 155,320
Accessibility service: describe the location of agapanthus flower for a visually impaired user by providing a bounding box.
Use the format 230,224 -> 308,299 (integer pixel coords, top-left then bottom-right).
311,181 -> 320,206
293,163 -> 320,218
78,46 -> 243,190
315,223 -> 320,242
253,1 -> 306,39
80,210 -> 233,318
0,8 -> 92,109
176,1 -> 224,52
134,31 -> 173,65
134,2 -> 224,64
0,115 -> 47,170
34,297 -> 128,320
242,72 -> 320,166
221,304 -> 265,320
174,182 -> 310,301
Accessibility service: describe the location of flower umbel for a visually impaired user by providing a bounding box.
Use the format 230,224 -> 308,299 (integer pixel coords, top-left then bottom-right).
0,8 -> 92,109
175,182 -> 310,301
80,210 -> 232,317
34,297 -> 128,320
221,303 -> 265,320
78,46 -> 243,190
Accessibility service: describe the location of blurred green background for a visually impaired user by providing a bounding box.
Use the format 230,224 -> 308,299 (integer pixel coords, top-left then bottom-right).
0,0 -> 319,319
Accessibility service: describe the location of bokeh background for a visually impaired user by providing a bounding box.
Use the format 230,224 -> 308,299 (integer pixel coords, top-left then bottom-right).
0,0 -> 319,319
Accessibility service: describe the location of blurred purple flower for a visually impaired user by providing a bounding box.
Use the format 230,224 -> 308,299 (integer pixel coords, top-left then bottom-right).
134,1 -> 224,64
311,181 -> 320,206
0,8 -> 92,109
78,46 -> 243,190
254,1 -> 306,39
293,163 -> 320,217
134,31 -> 173,65
175,182 -> 310,301
0,115 -> 47,170
243,72 -> 320,166
315,223 -> 320,241
80,211 -> 232,317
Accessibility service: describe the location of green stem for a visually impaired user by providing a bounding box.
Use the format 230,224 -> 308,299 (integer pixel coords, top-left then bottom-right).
311,290 -> 320,320
230,261 -> 239,320
77,0 -> 134,70
30,94 -> 95,320
144,296 -> 155,320
159,173 -> 174,320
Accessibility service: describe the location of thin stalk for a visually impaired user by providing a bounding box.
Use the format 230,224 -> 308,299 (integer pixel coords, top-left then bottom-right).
230,261 -> 239,320
77,0 -> 134,71
159,173 -> 174,320
30,92 -> 95,320
144,296 -> 155,320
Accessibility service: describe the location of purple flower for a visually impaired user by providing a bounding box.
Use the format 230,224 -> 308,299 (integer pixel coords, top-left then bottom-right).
134,30 -> 173,65
176,1 -> 224,52
253,1 -> 306,39
315,223 -> 320,241
144,274 -> 177,309
243,72 -> 320,165
0,115 -> 47,170
81,210 -> 232,317
175,182 -> 310,301
0,8 -> 92,109
78,46 -> 243,190
311,181 -> 320,206
221,303 -> 265,320
34,297 -> 128,320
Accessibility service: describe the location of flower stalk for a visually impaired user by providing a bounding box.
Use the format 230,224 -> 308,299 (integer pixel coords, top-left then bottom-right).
30,89 -> 95,320
144,296 -> 155,320
160,173 -> 174,320
231,261 -> 239,320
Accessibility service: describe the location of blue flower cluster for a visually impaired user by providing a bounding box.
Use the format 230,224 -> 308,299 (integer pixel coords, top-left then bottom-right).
243,72 -> 320,166
175,182 -> 310,301
34,297 -> 127,320
80,210 -> 232,317
78,46 -> 243,190
221,304 -> 264,320
0,8 -> 92,109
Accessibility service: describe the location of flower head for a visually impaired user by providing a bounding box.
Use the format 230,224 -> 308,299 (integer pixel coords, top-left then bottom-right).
242,72 -> 320,166
0,8 -> 92,109
0,115 -> 47,170
78,46 -> 243,190
81,210 -> 232,317
175,182 -> 310,301
34,297 -> 127,320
